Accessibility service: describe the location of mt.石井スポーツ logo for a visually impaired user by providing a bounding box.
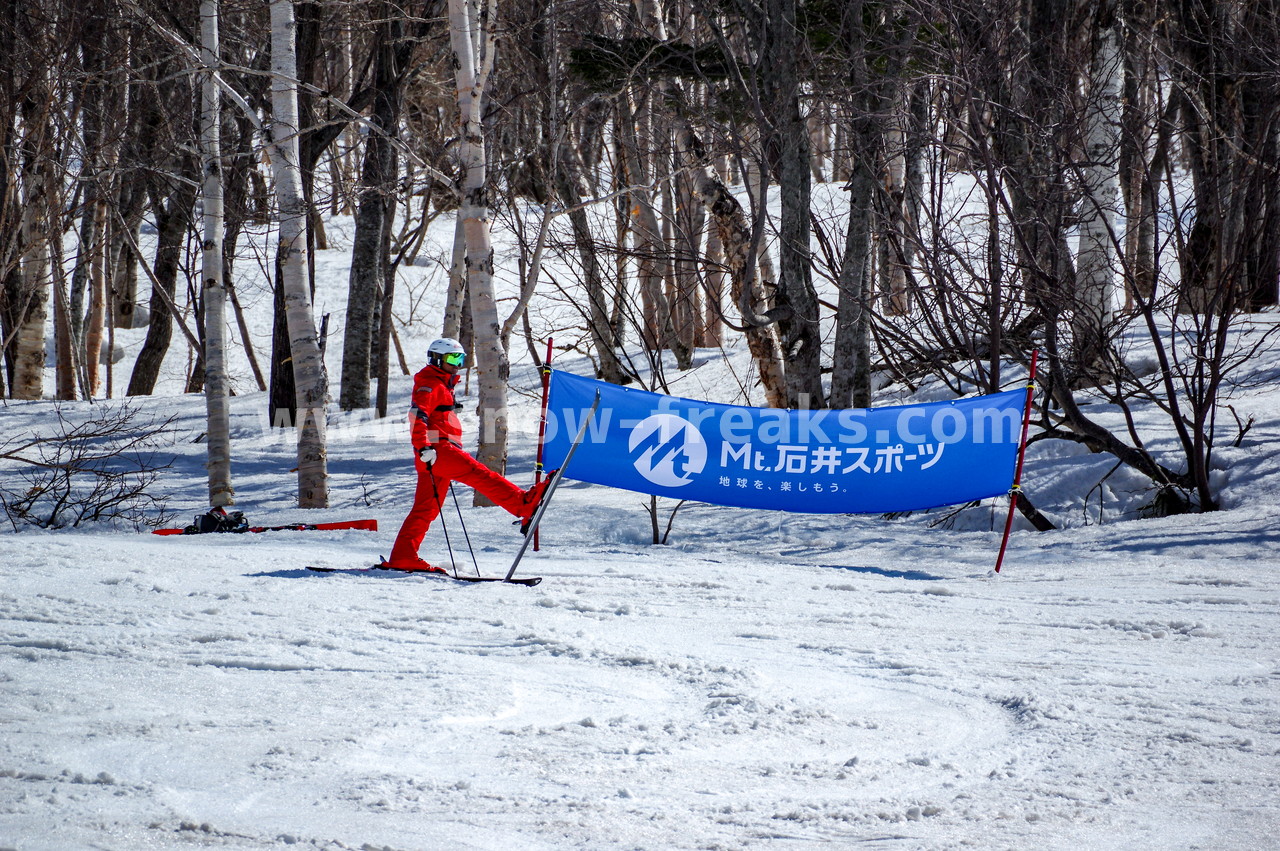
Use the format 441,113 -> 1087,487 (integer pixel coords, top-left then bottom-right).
628,414 -> 707,488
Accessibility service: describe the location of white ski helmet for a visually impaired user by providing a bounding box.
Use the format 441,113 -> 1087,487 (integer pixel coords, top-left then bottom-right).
427,337 -> 467,368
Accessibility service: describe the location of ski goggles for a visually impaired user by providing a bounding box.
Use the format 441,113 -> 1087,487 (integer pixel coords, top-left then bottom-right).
442,351 -> 466,367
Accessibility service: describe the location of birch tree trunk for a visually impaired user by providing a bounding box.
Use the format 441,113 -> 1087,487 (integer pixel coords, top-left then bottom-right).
8,58 -> 55,400
699,155 -> 728,348
878,83 -> 918,317
442,214 -> 466,340
11,279 -> 49,400
53,260 -> 77,400
1119,0 -> 1175,310
12,143 -> 52,400
269,0 -> 328,508
104,10 -> 137,330
50,210 -> 82,400
617,94 -> 687,365
69,36 -> 102,352
628,0 -> 694,370
201,0 -> 233,507
84,51 -> 121,397
83,202 -> 107,396
741,128 -> 779,313
673,164 -> 703,355
448,0 -> 510,497
1074,5 -> 1121,373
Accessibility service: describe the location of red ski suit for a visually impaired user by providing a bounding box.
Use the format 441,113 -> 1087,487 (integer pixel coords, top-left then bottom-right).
389,365 -> 531,565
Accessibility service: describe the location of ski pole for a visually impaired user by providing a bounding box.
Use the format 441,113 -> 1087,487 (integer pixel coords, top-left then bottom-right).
448,483 -> 482,577
505,390 -> 601,582
427,466 -> 457,576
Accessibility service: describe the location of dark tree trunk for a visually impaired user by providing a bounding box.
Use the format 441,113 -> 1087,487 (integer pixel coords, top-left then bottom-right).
127,179 -> 197,396
268,254 -> 297,427
761,0 -> 823,407
830,0 -> 885,409
555,144 -> 629,384
340,6 -> 402,410
111,176 -> 146,329
374,241 -> 397,418
832,156 -> 876,410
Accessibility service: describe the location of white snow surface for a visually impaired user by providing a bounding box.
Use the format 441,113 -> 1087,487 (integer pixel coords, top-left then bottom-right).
3,211 -> 1280,850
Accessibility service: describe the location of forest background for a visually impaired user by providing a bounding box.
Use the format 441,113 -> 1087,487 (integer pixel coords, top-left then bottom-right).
1,0 -> 1277,528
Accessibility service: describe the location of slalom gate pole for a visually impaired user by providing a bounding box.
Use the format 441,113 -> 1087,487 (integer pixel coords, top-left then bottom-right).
533,337 -> 553,552
448,483 -> 482,577
994,349 -> 1040,574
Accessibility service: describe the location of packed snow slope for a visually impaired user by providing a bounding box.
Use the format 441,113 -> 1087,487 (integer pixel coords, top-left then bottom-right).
4,212 -> 1280,849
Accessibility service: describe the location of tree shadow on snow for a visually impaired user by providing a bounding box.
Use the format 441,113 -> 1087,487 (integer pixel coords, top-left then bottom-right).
818,564 -> 948,582
247,569 -> 328,579
1103,528 -> 1280,555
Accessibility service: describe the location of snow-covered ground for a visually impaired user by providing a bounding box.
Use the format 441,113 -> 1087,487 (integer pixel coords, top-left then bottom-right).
3,207 -> 1280,849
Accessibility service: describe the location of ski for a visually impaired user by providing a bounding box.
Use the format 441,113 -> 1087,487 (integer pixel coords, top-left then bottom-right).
453,574 -> 542,587
154,518 -> 378,536
505,389 -> 601,582
305,565 -> 542,587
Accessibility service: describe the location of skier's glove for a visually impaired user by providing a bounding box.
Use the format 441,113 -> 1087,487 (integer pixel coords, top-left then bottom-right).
418,446 -> 437,466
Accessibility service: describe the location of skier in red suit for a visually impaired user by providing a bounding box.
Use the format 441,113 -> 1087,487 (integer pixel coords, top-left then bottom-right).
387,338 -> 548,571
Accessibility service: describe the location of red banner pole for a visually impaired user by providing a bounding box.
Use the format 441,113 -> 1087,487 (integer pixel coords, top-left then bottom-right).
994,349 -> 1040,574
533,338 -> 553,552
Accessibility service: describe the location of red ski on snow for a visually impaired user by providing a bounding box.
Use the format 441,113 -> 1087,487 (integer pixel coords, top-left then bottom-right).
153,509 -> 377,536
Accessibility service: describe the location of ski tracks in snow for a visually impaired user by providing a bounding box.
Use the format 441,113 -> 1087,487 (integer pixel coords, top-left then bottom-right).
1,521 -> 1279,849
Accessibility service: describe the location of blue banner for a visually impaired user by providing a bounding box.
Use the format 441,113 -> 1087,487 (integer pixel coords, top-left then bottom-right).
542,371 -> 1027,514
